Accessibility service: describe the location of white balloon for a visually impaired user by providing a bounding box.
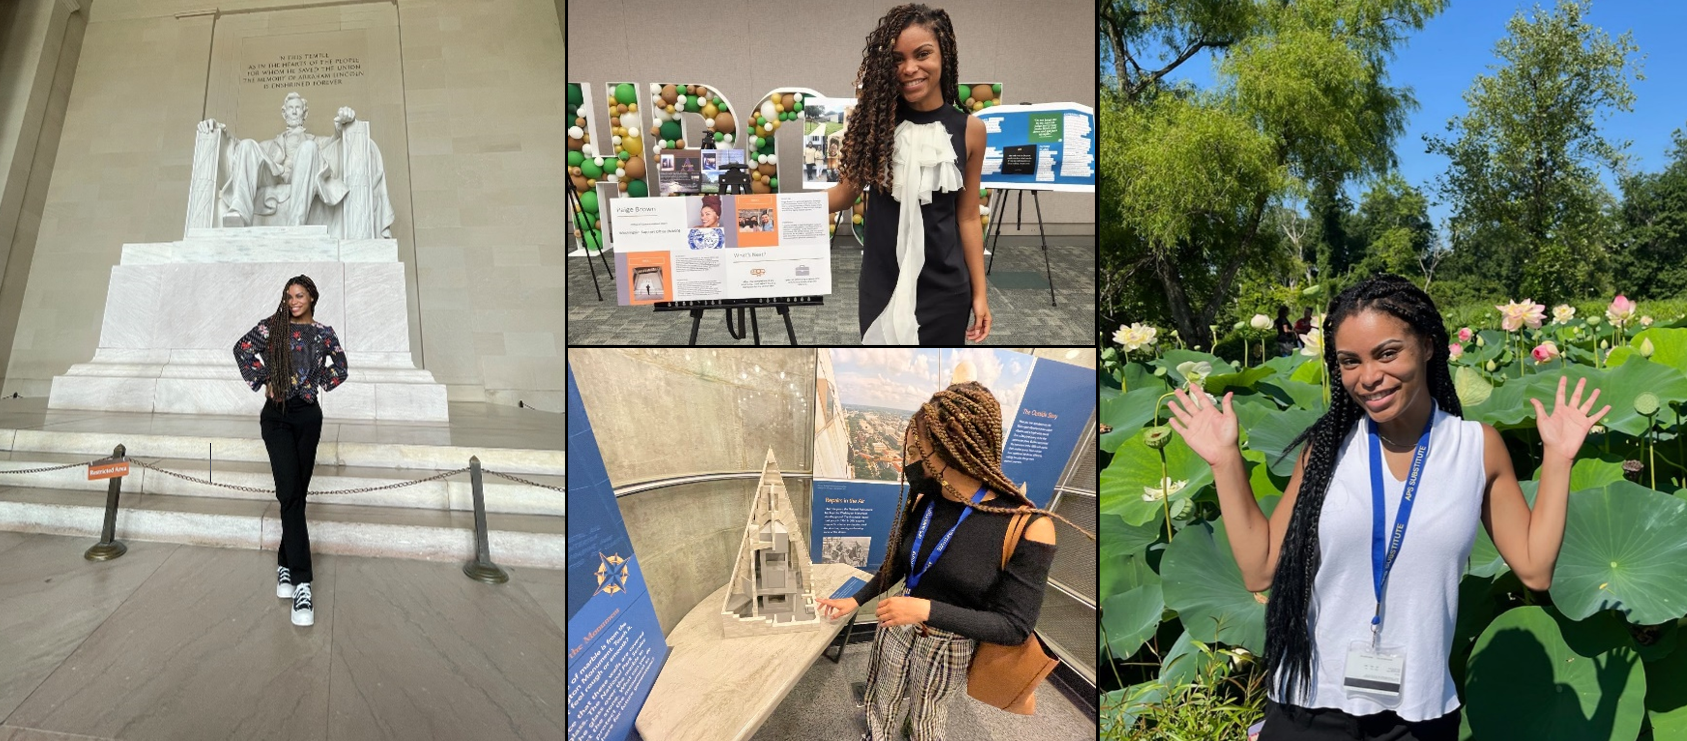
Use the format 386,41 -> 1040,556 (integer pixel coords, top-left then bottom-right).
567,126 -> 583,140
649,83 -> 660,93
705,117 -> 716,128
605,173 -> 617,182
581,143 -> 595,157
616,168 -> 626,178
757,154 -> 767,164
623,111 -> 641,131
768,154 -> 777,165
763,122 -> 773,132
760,100 -> 777,120
593,157 -> 604,167
793,93 -> 804,102
611,135 -> 622,145
676,94 -> 687,106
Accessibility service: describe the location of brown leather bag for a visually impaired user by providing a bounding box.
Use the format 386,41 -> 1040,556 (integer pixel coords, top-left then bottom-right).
965,509 -> 1059,714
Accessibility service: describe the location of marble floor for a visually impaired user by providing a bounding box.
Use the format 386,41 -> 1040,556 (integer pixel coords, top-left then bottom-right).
0,397 -> 562,452
0,532 -> 563,741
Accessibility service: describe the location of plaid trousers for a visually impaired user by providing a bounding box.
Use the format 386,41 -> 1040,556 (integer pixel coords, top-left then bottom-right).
864,622 -> 977,741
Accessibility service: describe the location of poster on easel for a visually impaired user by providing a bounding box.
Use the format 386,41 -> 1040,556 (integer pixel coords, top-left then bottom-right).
974,102 -> 1095,192
567,366 -> 669,741
609,192 -> 832,305
809,349 -> 1096,574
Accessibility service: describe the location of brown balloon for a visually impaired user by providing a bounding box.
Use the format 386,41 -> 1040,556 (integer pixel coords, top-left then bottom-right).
661,84 -> 678,105
715,111 -> 736,135
750,180 -> 772,194
757,163 -> 777,177
624,155 -> 645,179
974,85 -> 995,102
571,174 -> 589,192
568,137 -> 583,151
780,93 -> 794,109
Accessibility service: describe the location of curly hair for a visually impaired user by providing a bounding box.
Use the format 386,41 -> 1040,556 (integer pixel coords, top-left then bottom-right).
838,4 -> 959,194
1264,273 -> 1461,704
869,381 -> 1095,591
264,275 -> 319,407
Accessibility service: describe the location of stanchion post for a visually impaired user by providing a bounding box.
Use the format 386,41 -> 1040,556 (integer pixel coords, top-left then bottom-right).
462,456 -> 509,584
85,444 -> 128,561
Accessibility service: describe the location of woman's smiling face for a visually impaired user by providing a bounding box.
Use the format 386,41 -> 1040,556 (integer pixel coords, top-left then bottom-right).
1334,309 -> 1433,423
700,205 -> 718,227
891,23 -> 943,107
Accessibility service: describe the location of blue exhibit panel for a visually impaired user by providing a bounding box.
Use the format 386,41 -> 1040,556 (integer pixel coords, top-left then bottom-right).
975,104 -> 1096,192
810,479 -> 908,576
566,366 -> 669,741
1000,358 -> 1097,508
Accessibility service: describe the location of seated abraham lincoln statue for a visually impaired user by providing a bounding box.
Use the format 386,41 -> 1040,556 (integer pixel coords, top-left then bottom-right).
191,91 -> 395,239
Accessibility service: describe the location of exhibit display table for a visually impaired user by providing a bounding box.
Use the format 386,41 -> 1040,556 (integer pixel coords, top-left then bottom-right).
635,562 -> 871,741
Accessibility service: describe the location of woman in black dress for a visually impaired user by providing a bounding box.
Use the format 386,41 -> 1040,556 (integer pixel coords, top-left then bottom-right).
826,4 -> 989,345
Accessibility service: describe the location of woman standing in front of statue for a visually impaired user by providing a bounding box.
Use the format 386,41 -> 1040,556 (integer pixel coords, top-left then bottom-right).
231,275 -> 348,627
825,4 -> 989,345
814,382 -> 1092,741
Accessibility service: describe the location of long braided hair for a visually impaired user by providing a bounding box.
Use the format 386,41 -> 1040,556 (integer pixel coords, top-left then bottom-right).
263,275 -> 319,407
871,381 -> 1095,591
1264,274 -> 1462,704
838,4 -> 960,194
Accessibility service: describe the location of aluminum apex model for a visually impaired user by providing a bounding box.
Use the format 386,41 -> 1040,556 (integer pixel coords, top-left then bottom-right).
722,448 -> 821,636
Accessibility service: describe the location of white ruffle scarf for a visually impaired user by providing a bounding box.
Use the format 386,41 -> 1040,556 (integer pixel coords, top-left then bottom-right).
860,119 -> 963,345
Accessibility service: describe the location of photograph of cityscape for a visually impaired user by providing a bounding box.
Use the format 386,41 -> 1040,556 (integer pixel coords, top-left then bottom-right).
825,349 -> 942,482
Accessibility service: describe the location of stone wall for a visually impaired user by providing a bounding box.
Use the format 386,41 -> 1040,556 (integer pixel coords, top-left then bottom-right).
0,0 -> 564,410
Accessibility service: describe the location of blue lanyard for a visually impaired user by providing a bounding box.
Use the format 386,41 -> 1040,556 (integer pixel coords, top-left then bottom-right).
1367,413 -> 1434,646
905,487 -> 988,596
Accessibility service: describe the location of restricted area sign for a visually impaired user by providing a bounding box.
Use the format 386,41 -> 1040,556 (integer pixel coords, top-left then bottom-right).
88,457 -> 129,481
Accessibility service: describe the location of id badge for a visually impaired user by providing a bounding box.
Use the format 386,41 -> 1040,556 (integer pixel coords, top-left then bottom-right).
1344,641 -> 1405,707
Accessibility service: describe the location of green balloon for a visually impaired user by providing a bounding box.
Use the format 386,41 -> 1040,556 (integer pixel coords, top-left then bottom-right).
617,151 -> 630,161
956,84 -> 967,101
992,83 -> 1001,94
580,159 -> 603,179
568,151 -> 584,168
769,177 -> 778,189
687,97 -> 702,112
714,131 -> 725,142
614,83 -> 635,105
627,179 -> 648,197
659,120 -> 682,142
752,136 -> 763,149
580,191 -> 598,213
568,84 -> 583,108
793,100 -> 803,111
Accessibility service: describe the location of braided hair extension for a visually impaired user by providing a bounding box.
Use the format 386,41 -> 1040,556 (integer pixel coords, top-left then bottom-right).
838,4 -> 959,194
869,381 -> 1096,591
1264,273 -> 1463,704
264,275 -> 319,408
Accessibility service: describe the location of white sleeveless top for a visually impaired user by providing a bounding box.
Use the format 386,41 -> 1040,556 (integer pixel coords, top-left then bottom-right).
1268,407 -> 1488,722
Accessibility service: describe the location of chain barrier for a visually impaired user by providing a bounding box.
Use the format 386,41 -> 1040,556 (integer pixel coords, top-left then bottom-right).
0,456 -> 558,497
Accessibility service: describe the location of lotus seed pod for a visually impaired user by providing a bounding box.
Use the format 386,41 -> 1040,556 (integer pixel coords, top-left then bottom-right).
1144,426 -> 1172,450
1169,498 -> 1192,519
1636,391 -> 1660,417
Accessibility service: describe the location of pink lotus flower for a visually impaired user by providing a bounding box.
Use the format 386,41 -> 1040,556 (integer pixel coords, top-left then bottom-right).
1458,327 -> 1473,343
1448,343 -> 1463,360
1531,340 -> 1561,364
1607,295 -> 1637,324
1496,300 -> 1546,332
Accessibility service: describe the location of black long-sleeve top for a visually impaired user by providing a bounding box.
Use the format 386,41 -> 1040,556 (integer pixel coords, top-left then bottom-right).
232,318 -> 348,404
851,492 -> 1058,645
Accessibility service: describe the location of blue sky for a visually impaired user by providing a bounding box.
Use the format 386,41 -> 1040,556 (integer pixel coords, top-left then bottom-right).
1121,1 -> 1687,228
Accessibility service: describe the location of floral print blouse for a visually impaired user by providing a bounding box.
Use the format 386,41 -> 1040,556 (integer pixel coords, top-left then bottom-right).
233,319 -> 348,404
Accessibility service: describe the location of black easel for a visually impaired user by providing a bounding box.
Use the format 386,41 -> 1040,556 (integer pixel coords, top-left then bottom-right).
983,187 -> 1056,306
649,163 -> 820,344
566,176 -> 615,300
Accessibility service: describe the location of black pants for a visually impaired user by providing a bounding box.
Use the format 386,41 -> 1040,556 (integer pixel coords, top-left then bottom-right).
261,396 -> 322,584
1260,701 -> 1461,741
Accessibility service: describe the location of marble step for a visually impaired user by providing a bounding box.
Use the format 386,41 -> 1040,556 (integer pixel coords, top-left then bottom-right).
0,425 -> 563,475
0,452 -> 561,516
0,486 -> 563,569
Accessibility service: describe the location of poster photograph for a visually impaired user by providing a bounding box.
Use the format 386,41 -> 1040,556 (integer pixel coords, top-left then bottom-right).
802,97 -> 856,189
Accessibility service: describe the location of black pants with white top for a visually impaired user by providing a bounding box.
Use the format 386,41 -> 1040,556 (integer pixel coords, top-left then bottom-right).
261,396 -> 321,584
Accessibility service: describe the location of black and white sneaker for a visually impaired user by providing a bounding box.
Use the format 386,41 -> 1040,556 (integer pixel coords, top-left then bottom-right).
291,582 -> 314,626
277,566 -> 293,599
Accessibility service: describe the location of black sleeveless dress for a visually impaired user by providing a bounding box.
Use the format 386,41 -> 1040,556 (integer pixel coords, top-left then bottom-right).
859,101 -> 972,345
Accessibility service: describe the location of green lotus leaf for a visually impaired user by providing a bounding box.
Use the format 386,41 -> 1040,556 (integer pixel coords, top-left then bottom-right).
1633,618 -> 1679,664
1158,630 -> 1203,687
1200,365 -> 1277,394
1101,553 -> 1159,604
1537,359 -> 1687,436
1643,635 -> 1687,738
1454,365 -> 1493,407
1122,361 -> 1167,395
1244,448 -> 1285,499
1100,426 -> 1216,526
1242,407 -> 1324,477
1612,328 -> 1687,376
1289,356 -> 1327,385
1101,511 -> 1163,566
1465,606 -> 1647,741
1449,575 -> 1496,694
1256,378 -> 1326,413
1261,353 -> 1312,376
1468,481 -> 1539,578
1102,583 -> 1164,661
1533,456 -> 1630,491
1160,518 -> 1268,653
1551,479 -> 1687,625
1101,680 -> 1168,736
1100,386 -> 1164,453
1462,372 -> 1548,430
